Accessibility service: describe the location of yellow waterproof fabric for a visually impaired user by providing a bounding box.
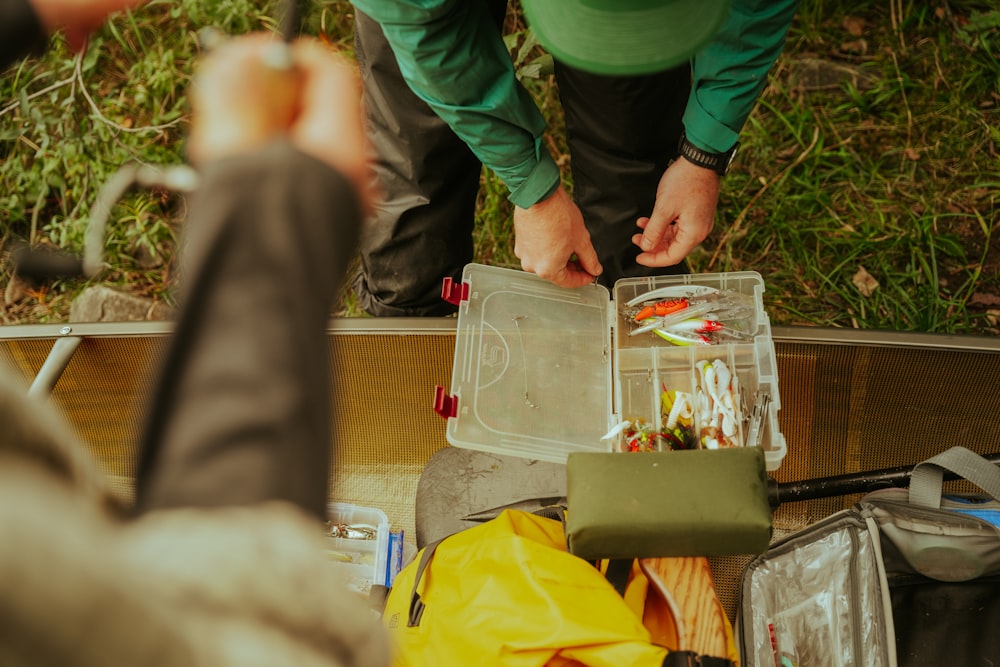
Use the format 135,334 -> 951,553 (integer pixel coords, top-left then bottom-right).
382,509 -> 669,666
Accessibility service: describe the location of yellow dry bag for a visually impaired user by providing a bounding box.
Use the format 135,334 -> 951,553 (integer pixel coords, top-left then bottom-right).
381,509 -> 737,666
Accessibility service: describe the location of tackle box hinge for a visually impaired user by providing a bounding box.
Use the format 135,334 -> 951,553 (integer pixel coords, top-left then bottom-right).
440,277 -> 470,305
433,385 -> 459,419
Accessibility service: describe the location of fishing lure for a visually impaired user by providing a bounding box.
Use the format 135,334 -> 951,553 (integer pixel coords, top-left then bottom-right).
694,359 -> 742,449
627,289 -> 756,343
634,298 -> 688,322
653,328 -> 712,346
326,523 -> 378,540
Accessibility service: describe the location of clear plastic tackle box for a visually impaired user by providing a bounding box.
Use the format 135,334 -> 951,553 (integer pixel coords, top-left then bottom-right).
434,264 -> 786,471
325,502 -> 390,596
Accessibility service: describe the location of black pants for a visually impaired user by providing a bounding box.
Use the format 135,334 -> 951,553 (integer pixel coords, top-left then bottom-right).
353,3 -> 691,317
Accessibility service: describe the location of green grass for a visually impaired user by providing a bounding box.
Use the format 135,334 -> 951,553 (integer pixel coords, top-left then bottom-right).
704,0 -> 1000,334
1,0 -> 998,335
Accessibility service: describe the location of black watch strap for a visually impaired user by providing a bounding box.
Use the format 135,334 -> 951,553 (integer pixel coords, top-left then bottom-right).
678,133 -> 739,176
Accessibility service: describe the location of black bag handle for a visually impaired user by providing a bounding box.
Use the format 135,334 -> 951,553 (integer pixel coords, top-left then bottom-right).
662,652 -> 733,667
909,446 -> 1000,508
604,558 -> 632,597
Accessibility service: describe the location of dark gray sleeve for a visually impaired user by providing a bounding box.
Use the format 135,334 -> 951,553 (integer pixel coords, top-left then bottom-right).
1,0 -> 47,71
134,140 -> 362,521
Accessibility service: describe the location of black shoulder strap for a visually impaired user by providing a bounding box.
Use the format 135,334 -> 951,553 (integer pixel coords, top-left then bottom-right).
406,537 -> 446,627
662,650 -> 734,666
605,558 -> 633,597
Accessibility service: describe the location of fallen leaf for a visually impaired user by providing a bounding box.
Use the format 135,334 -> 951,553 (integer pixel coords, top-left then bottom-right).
4,275 -> 29,306
969,292 -> 1000,307
852,266 -> 879,297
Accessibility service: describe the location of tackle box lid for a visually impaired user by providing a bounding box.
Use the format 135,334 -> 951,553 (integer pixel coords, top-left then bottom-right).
435,263 -> 614,463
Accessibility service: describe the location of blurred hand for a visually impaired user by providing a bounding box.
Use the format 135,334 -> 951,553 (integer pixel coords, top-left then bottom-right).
513,185 -> 603,289
186,35 -> 373,214
632,158 -> 721,267
30,0 -> 145,51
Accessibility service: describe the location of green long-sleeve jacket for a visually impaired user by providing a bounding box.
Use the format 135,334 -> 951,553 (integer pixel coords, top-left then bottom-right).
352,0 -> 799,209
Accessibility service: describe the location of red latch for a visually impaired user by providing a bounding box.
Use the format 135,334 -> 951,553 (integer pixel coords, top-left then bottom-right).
434,385 -> 458,419
441,277 -> 470,305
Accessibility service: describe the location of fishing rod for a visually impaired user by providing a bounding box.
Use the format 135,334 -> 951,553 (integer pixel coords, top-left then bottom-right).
766,451 -> 1000,508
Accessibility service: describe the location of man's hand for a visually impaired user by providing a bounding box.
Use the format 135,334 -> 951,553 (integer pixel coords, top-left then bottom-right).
30,0 -> 145,51
632,158 -> 721,267
187,35 -> 373,213
513,185 -> 603,288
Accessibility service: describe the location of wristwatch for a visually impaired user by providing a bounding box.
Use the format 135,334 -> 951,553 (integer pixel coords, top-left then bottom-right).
678,132 -> 739,176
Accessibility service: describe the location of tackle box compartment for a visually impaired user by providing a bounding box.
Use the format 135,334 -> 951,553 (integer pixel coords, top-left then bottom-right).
434,264 -> 786,470
325,501 -> 390,596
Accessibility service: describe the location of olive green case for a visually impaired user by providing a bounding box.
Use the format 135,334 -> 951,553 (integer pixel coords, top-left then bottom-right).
565,448 -> 773,559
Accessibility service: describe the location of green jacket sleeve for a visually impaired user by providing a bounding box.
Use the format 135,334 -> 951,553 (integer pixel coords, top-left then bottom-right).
683,0 -> 799,153
351,0 -> 560,208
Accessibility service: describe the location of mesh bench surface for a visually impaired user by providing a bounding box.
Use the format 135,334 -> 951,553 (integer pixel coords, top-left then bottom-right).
3,320 -> 999,621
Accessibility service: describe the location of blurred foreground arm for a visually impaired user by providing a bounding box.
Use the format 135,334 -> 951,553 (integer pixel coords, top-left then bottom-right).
0,32 -> 387,667
135,36 -> 370,519
185,35 -> 372,204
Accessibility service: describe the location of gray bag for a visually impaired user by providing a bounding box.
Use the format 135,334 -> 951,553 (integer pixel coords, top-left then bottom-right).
738,446 -> 1000,667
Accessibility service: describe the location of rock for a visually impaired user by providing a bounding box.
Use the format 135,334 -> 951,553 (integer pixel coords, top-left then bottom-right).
4,274 -> 29,306
69,285 -> 173,323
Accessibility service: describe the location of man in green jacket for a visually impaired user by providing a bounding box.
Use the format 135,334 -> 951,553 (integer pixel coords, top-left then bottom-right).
350,0 -> 798,316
